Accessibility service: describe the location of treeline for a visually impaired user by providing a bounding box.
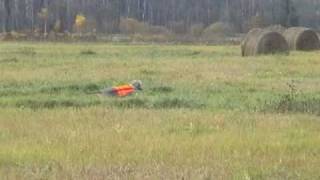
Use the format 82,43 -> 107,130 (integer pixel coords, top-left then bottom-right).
0,0 -> 320,35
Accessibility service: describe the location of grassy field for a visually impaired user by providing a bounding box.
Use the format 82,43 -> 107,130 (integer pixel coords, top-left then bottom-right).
0,42 -> 320,179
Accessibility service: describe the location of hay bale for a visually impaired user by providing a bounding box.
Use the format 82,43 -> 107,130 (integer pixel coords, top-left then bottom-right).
241,28 -> 289,56
284,27 -> 320,51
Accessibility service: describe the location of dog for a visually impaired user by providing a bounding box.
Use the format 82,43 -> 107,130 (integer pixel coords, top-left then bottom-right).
101,80 -> 143,97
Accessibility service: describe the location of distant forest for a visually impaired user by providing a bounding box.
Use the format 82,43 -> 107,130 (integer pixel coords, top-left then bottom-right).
1,0 -> 320,34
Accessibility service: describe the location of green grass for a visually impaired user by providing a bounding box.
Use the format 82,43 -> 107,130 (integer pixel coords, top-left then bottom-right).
0,42 -> 320,179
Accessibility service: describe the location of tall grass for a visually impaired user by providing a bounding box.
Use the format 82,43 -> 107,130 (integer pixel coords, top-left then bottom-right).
0,42 -> 320,179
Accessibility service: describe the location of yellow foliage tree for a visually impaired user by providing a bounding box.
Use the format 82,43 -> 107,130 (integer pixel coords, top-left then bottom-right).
75,14 -> 86,35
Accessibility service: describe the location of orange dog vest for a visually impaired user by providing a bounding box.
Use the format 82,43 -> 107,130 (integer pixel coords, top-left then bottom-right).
112,85 -> 135,97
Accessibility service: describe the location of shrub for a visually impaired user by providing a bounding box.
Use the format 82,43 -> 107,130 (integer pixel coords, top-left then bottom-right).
1,31 -> 27,41
189,24 -> 205,37
168,21 -> 187,34
203,22 -> 235,37
71,32 -> 97,41
148,25 -> 170,35
132,34 -> 170,43
119,18 -> 149,34
119,18 -> 170,36
53,20 -> 62,33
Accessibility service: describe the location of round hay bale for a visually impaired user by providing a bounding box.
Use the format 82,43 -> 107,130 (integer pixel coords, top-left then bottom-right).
241,28 -> 289,56
284,27 -> 320,51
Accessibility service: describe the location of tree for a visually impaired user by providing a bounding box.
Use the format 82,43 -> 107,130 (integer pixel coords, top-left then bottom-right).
4,0 -> 12,33
280,0 -> 299,27
75,14 -> 86,34
286,1 -> 299,26
0,0 -> 316,35
38,8 -> 49,36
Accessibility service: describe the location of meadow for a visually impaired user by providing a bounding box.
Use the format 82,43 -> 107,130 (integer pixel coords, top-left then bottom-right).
0,42 -> 320,179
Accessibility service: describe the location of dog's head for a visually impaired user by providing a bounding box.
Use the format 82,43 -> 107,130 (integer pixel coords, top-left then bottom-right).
131,80 -> 143,90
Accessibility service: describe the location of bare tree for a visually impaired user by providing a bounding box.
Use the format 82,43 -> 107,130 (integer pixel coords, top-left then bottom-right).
4,0 -> 12,33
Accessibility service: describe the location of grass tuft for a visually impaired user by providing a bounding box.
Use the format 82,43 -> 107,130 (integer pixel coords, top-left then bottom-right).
150,86 -> 174,93
17,47 -> 37,56
153,97 -> 205,109
39,83 -> 101,94
111,98 -> 149,108
80,49 -> 97,55
15,99 -> 101,109
267,96 -> 320,116
263,81 -> 320,116
0,58 -> 19,64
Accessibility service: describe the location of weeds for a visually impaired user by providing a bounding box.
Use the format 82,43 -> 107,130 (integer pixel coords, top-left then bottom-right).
111,98 -> 149,108
0,83 -> 102,97
80,49 -> 97,55
265,80 -> 320,115
0,58 -> 19,63
150,86 -> 174,93
17,47 -> 37,56
15,99 -> 101,109
40,83 -> 101,94
153,97 -> 205,109
187,50 -> 201,56
108,97 -> 205,109
140,69 -> 158,75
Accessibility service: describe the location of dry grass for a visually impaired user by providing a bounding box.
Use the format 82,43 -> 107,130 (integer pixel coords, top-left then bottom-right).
0,42 -> 320,179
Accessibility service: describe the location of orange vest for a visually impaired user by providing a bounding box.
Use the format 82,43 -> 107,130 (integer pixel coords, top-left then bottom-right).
113,85 -> 135,97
